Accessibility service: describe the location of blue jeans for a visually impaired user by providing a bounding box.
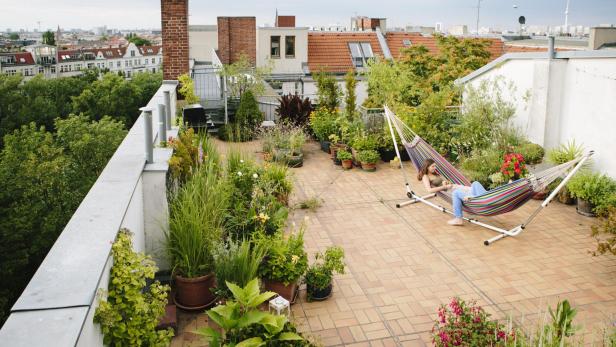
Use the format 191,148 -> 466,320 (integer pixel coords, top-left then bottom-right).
452,182 -> 487,218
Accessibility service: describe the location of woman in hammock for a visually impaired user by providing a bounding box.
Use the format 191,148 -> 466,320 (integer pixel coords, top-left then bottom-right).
417,159 -> 487,226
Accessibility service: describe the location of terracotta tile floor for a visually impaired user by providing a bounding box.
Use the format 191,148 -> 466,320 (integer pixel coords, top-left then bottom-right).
171,140 -> 616,346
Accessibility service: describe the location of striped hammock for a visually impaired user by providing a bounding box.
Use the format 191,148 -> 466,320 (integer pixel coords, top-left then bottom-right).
385,106 -> 583,217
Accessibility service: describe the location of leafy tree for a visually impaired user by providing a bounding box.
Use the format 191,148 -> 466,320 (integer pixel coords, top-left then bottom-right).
42,30 -> 55,46
313,70 -> 340,112
221,54 -> 271,98
126,33 -> 152,46
0,116 -> 127,326
8,33 -> 19,40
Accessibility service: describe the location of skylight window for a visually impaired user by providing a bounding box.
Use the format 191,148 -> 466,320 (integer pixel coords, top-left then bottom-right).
348,42 -> 374,68
403,39 -> 412,47
19,58 -> 25,63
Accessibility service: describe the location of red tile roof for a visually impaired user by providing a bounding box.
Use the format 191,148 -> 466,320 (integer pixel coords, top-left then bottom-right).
138,45 -> 162,56
307,32 -> 383,73
12,52 -> 35,65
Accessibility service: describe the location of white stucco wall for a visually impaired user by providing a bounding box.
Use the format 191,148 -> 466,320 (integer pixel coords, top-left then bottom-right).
302,80 -> 368,109
256,27 -> 308,74
189,27 -> 218,62
463,55 -> 616,178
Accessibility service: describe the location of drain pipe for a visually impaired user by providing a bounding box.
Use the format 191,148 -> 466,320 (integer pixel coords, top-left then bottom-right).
140,107 -> 154,164
548,36 -> 555,60
157,103 -> 167,146
163,90 -> 172,130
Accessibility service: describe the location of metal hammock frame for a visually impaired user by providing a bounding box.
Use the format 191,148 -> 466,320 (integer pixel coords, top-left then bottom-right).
383,105 -> 594,245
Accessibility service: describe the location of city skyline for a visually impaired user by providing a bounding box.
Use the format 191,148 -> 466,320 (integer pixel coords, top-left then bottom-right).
1,0 -> 615,32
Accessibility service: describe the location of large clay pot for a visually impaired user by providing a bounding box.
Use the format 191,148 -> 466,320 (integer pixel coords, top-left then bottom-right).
361,162 -> 377,172
263,279 -> 298,304
341,159 -> 353,170
174,274 -> 217,310
576,198 -> 596,217
307,283 -> 333,301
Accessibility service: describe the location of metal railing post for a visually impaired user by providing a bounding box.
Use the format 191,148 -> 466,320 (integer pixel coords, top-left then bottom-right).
140,107 -> 154,164
163,90 -> 172,130
157,104 -> 167,146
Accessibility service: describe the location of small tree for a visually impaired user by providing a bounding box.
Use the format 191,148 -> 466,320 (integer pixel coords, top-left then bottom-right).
126,32 -> 152,46
344,70 -> 357,120
313,70 -> 340,112
221,54 -> 271,98
42,30 -> 55,46
177,73 -> 200,105
8,33 -> 19,40
234,90 -> 263,141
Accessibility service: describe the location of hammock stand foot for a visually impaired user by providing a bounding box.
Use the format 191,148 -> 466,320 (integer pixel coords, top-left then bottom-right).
396,193 -> 437,208
482,225 -> 523,246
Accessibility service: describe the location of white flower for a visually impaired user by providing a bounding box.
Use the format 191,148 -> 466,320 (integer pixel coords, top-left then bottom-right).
240,159 -> 244,163
237,171 -> 243,176
253,173 -> 259,179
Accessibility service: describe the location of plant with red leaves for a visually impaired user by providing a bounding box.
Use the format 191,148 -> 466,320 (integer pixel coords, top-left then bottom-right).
500,152 -> 528,182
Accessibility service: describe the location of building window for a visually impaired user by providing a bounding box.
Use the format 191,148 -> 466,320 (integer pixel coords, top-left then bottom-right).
270,36 -> 280,58
125,60 -> 129,67
131,50 -> 135,57
38,67 -> 44,74
51,66 -> 56,73
159,57 -> 162,63
117,61 -> 121,68
88,63 -> 94,69
285,36 -> 295,58
348,42 -> 374,68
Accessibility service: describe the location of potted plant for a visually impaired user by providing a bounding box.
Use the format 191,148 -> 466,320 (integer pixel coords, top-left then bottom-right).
358,150 -> 380,172
337,150 -> 353,170
310,107 -> 337,153
305,246 -> 345,301
567,171 -> 616,217
328,134 -> 341,160
351,131 -> 379,167
287,127 -> 306,168
548,140 -> 586,205
258,230 -> 308,303
211,240 -> 267,301
166,155 -> 228,310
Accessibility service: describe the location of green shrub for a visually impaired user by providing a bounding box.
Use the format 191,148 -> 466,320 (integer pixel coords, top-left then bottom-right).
460,148 -> 503,187
567,171 -> 616,215
516,142 -> 544,165
258,230 -> 308,286
178,73 -> 200,105
309,107 -> 337,142
548,139 -> 584,164
344,70 -> 357,120
196,279 -> 308,347
259,162 -> 293,204
234,90 -> 264,141
168,128 -> 200,185
336,149 -> 353,161
94,229 -> 173,346
305,246 -> 345,296
358,150 -> 380,164
212,240 -> 267,299
351,130 -> 379,151
313,70 -> 340,112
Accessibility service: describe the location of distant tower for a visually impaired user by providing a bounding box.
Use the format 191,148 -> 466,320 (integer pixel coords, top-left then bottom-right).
55,25 -> 62,43
564,0 -> 570,29
435,22 -> 443,33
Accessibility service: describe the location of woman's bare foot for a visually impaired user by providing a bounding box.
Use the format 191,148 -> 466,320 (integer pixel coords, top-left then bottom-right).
463,196 -> 471,202
447,218 -> 464,226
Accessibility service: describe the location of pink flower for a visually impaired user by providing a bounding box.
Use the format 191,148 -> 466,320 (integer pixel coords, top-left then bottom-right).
497,330 -> 506,340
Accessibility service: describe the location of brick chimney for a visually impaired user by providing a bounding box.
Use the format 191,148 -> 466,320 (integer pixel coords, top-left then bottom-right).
161,0 -> 189,80
217,17 -> 256,65
276,15 -> 296,28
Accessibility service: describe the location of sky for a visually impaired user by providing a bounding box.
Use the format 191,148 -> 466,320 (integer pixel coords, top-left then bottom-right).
1,0 -> 615,32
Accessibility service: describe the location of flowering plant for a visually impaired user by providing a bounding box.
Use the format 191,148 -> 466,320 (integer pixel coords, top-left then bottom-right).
432,297 -> 512,347
304,246 -> 345,299
258,228 -> 308,285
500,153 -> 528,182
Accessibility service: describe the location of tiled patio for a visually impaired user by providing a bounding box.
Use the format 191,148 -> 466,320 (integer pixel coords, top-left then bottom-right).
172,140 -> 616,347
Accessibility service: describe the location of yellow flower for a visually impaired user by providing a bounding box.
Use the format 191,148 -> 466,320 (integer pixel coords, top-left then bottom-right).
291,255 -> 299,264
257,212 -> 270,224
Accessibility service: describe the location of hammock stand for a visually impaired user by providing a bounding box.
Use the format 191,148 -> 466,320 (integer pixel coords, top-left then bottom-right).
383,105 -> 594,245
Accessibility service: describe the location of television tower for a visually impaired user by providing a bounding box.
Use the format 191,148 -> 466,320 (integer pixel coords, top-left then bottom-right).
564,0 -> 571,28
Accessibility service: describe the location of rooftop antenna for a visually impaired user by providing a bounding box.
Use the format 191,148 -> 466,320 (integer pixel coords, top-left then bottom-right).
36,21 -> 41,32
564,0 -> 570,29
475,0 -> 483,37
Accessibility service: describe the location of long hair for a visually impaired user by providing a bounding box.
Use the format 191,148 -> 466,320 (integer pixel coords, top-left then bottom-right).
417,159 -> 436,181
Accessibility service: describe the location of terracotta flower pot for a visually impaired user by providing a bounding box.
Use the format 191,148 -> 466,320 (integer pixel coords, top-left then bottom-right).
263,279 -> 298,304
351,148 -> 360,166
341,159 -> 353,170
576,198 -> 596,217
361,162 -> 377,172
558,188 -> 576,205
174,273 -> 217,310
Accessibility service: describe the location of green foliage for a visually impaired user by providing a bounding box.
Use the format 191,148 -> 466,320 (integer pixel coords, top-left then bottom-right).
336,149 -> 353,161
213,240 -> 267,299
309,107 -> 338,142
94,229 -> 173,346
221,54 -> 271,98
547,139 -> 584,165
232,90 -> 264,142
591,207 -> 616,256
351,130 -> 379,151
0,116 -> 126,325
460,148 -> 503,187
276,94 -> 314,128
166,146 -> 229,278
305,246 -> 345,296
42,30 -> 55,45
295,197 -> 322,212
168,128 -> 200,186
548,300 -> 578,341
313,70 -> 341,112
8,33 -> 19,40
344,70 -> 357,120
260,162 -> 293,203
258,230 -> 308,286
567,171 -> 616,216
196,279 -> 306,347
516,142 -> 544,165
358,150 -> 380,164
178,73 -> 200,105
126,32 -> 152,46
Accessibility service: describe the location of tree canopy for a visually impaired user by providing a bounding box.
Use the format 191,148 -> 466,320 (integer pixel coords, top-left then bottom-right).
126,33 -> 152,46
42,30 -> 55,46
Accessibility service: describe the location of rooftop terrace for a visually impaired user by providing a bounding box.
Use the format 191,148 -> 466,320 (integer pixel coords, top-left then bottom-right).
171,140 -> 616,346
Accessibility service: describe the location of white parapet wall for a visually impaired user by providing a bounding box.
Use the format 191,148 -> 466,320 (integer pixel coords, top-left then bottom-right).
457,51 -> 616,178
0,81 -> 179,346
